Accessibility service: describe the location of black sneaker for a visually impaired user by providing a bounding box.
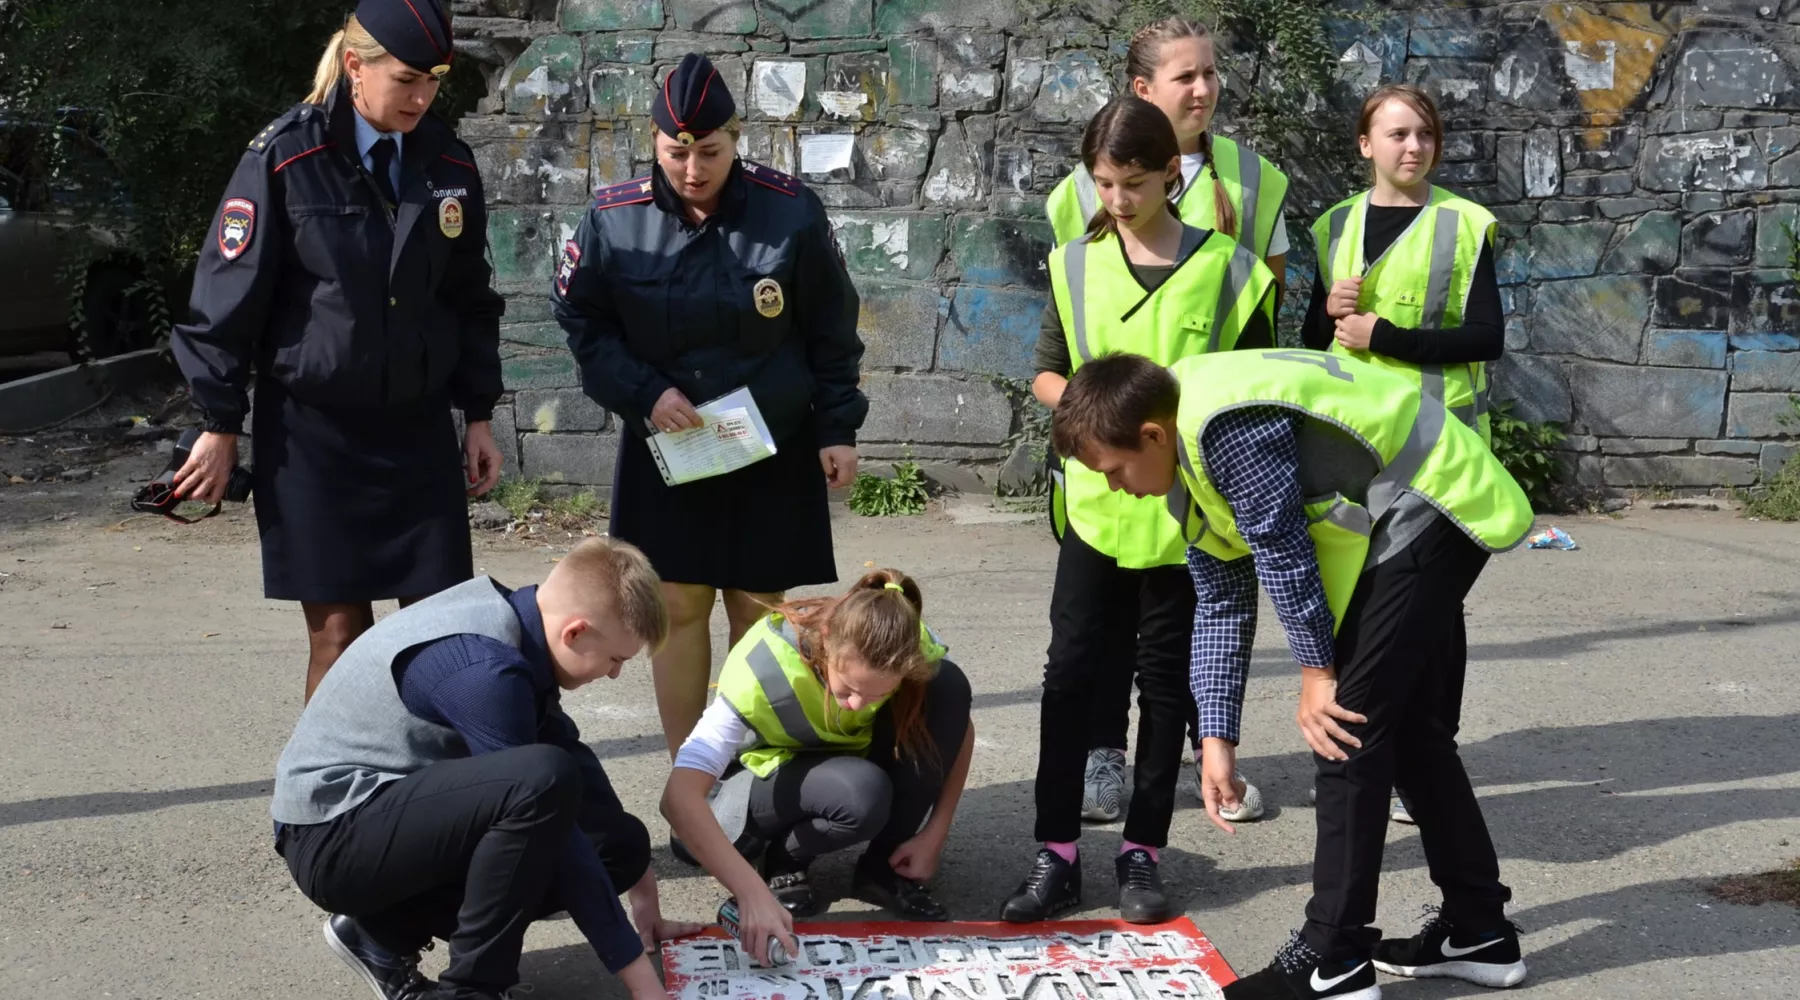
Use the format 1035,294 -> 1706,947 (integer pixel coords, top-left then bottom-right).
852,856 -> 949,921
1115,849 -> 1172,924
759,842 -> 824,918
999,848 -> 1082,923
1372,908 -> 1527,988
321,915 -> 436,1000
1223,932 -> 1378,1000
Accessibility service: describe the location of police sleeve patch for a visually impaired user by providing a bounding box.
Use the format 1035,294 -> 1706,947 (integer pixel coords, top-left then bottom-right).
555,239 -> 582,296
218,199 -> 256,261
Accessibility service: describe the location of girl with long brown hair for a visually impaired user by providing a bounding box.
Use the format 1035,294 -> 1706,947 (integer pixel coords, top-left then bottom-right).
659,570 -> 974,960
1044,13 -> 1286,835
1012,95 -> 1277,927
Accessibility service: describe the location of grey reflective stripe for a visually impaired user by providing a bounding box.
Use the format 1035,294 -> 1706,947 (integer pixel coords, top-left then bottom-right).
1324,205 -> 1351,284
1074,170 -> 1098,228
1174,432 -> 1207,543
1066,238 -> 1092,363
1473,382 -> 1491,415
1210,248 -> 1255,353
1309,498 -> 1373,537
1236,149 -> 1261,251
745,635 -> 823,748
1450,382 -> 1492,429
1366,365 -> 1447,519
1449,403 -> 1476,428
1422,206 -> 1460,328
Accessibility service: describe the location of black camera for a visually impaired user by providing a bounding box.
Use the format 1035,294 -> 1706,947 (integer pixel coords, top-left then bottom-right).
130,428 -> 253,522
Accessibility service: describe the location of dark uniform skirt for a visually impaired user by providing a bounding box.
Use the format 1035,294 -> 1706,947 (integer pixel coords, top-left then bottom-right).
609,424 -> 837,594
251,379 -> 474,603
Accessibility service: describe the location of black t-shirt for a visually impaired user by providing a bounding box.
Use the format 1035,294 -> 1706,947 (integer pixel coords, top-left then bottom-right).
1035,233 -> 1274,376
1301,203 -> 1503,364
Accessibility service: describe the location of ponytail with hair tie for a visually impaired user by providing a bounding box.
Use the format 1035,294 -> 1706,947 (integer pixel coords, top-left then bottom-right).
1198,131 -> 1239,239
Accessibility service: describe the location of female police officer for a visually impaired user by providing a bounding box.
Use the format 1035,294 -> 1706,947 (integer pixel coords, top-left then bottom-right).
170,0 -> 506,701
552,53 -> 866,759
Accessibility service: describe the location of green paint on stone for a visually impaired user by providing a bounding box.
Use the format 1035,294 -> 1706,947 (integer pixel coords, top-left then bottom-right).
501,323 -> 569,350
1529,275 -> 1651,363
762,0 -> 870,39
488,209 -> 561,285
887,37 -> 937,106
1755,204 -> 1800,268
855,279 -> 945,369
750,39 -> 786,51
1599,212 -> 1679,275
831,212 -> 946,279
950,216 -> 1053,289
671,0 -> 757,33
505,35 -> 587,116
587,32 -> 656,65
875,0 -> 1022,33
563,0 -> 664,31
590,64 -> 660,119
793,39 -> 889,55
1527,221 -> 1611,280
503,353 -> 583,391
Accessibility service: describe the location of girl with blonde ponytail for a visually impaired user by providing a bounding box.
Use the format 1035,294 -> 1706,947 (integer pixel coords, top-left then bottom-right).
661,569 -> 975,950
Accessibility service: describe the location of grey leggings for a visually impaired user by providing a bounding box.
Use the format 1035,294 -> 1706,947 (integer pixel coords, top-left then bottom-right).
744,660 -> 971,867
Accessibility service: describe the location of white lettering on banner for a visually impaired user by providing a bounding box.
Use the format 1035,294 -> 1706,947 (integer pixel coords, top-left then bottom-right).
662,921 -> 1236,1000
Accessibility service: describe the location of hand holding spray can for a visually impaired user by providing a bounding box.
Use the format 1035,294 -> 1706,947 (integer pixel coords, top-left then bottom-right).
717,898 -> 792,967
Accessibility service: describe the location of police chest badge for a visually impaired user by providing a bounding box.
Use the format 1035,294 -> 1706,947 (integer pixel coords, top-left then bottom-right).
753,278 -> 784,319
217,198 -> 256,262
438,196 -> 464,239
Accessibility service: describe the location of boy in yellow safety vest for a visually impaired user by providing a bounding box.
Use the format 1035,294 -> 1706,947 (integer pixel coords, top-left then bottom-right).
1052,351 -> 1533,1000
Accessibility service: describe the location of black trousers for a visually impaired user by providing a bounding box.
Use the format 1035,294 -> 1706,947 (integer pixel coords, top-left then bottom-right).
746,661 -> 971,866
280,745 -> 651,993
1088,636 -> 1203,751
1035,529 -> 1197,847
1304,513 -> 1512,960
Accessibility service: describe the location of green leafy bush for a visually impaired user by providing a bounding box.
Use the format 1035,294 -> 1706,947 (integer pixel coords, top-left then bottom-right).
489,478 -> 545,521
1489,400 -> 1567,512
847,461 -> 930,517
1735,395 -> 1800,522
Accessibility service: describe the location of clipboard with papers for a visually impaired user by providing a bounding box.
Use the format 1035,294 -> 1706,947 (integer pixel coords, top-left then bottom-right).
643,387 -> 779,487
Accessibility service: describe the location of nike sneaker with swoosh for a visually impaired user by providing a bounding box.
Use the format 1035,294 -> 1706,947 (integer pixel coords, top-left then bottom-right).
1372,909 -> 1527,988
1222,931 -> 1379,1000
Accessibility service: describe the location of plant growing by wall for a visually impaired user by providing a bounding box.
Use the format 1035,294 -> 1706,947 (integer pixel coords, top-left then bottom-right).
1735,395 -> 1800,522
1488,400 -> 1567,513
848,461 -> 931,517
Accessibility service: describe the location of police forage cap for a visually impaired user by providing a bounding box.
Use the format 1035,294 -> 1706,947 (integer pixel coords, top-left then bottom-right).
655,53 -> 737,145
356,0 -> 455,77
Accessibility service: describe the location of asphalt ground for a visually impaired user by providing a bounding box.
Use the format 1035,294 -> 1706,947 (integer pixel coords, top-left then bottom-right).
1,468 -> 1796,999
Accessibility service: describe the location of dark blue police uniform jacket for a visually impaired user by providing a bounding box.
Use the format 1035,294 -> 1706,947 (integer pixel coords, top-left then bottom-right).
172,83 -> 505,432
550,161 -> 866,447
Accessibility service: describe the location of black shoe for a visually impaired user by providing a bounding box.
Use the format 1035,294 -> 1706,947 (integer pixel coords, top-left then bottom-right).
322,915 -> 436,1000
999,848 -> 1082,923
766,869 -> 823,918
852,857 -> 949,921
1222,932 -> 1378,1000
1115,849 -> 1172,924
1372,908 -> 1527,988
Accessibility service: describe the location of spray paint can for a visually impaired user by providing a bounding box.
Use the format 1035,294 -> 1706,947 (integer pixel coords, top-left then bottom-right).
717,897 -> 792,967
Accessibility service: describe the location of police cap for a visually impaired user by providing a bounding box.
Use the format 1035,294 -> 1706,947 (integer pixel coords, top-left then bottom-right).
356,0 -> 455,77
653,53 -> 737,146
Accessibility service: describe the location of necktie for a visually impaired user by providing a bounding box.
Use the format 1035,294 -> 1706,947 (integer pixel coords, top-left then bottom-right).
369,137 -> 399,210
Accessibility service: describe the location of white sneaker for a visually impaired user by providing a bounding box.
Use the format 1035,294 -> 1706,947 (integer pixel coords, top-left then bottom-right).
1391,794 -> 1415,825
1197,762 -> 1265,822
1081,748 -> 1126,822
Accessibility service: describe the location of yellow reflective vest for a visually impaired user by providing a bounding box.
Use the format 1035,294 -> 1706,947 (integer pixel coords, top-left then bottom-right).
1046,225 -> 1275,568
1312,187 -> 1499,444
1165,349 -> 1532,630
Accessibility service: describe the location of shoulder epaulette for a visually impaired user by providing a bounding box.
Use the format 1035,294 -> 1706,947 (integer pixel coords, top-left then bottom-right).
741,161 -> 801,197
593,176 -> 654,209
248,104 -> 319,154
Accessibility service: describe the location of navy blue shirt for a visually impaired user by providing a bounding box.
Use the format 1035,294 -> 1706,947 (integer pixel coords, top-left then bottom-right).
393,582 -> 643,973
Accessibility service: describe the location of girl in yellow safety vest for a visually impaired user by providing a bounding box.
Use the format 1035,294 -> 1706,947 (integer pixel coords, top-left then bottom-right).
660,570 -> 974,965
1304,84 -> 1503,443
1045,15 -> 1289,834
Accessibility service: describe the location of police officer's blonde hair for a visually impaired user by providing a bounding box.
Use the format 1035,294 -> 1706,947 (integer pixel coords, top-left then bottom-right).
306,16 -> 390,106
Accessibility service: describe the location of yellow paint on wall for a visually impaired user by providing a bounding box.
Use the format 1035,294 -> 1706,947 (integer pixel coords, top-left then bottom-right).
1544,3 -> 1676,115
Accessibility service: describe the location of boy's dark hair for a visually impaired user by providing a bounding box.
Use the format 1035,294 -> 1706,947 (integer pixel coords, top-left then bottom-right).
1051,353 -> 1181,458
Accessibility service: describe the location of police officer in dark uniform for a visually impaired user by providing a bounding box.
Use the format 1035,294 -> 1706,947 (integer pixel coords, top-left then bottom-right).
171,0 -> 506,701
551,53 -> 866,759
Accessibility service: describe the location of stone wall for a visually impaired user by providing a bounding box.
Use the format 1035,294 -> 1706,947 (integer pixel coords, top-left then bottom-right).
450,0 -> 1800,494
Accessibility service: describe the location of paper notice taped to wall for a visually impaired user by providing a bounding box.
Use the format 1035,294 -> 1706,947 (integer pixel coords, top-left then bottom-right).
800,133 -> 855,176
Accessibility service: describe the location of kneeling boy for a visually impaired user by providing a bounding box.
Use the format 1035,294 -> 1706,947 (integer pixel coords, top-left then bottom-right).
272,537 -> 697,1000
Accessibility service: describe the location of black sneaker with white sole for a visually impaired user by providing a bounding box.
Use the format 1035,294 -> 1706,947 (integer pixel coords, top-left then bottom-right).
322,915 -> 436,1000
1372,909 -> 1527,988
1223,932 -> 1379,1000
